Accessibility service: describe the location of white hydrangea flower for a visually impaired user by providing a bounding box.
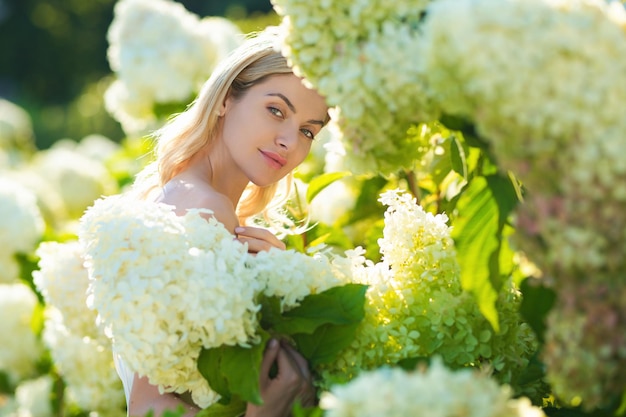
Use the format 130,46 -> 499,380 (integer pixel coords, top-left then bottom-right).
2,168 -> 68,229
320,358 -> 545,417
419,0 -> 626,197
79,194 -> 349,407
42,308 -> 125,416
273,0 -> 438,175
33,241 -> 103,341
0,177 -> 44,255
30,146 -> 118,219
14,375 -> 53,417
318,191 -> 537,395
105,0 -> 242,136
0,283 -> 44,384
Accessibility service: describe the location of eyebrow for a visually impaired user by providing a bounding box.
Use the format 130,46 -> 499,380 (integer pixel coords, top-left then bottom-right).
267,93 -> 325,126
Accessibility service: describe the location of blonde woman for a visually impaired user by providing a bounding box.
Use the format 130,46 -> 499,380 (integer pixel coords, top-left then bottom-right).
117,27 -> 329,417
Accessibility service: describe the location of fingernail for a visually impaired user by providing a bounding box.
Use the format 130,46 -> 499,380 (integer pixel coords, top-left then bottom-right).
235,227 -> 244,234
269,338 -> 278,349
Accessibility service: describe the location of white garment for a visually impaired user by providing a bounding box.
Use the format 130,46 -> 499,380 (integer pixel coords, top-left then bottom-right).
113,349 -> 134,414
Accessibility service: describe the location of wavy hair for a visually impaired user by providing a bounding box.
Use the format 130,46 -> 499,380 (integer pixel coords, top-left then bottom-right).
133,27 -> 300,223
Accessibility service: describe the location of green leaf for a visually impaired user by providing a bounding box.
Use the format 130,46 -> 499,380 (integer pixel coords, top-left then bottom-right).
271,284 -> 368,335
293,322 -> 360,367
395,356 -> 431,371
197,332 -> 270,406
306,171 -> 352,204
449,134 -> 468,179
292,403 -> 324,417
197,399 -> 246,417
197,347 -> 231,404
451,177 -> 501,331
519,279 -> 556,344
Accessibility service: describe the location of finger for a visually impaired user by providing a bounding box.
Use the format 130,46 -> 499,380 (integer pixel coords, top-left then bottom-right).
235,227 -> 286,250
259,339 -> 280,383
280,340 -> 311,380
235,236 -> 273,254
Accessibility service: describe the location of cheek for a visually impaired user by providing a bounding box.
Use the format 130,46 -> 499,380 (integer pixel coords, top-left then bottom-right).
296,141 -> 313,164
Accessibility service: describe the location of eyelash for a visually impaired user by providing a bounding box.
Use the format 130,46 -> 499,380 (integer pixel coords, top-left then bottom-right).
268,107 -> 316,140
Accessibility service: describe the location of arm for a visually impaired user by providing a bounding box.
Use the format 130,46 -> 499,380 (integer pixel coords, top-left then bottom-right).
128,375 -> 201,417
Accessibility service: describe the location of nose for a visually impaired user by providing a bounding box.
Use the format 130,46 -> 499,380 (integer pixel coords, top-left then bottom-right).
276,125 -> 299,150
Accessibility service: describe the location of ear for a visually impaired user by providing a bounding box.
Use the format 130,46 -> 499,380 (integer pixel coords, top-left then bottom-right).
216,101 -> 226,117
218,92 -> 234,117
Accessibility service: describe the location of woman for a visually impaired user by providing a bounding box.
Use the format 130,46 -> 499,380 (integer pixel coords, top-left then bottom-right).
117,26 -> 329,417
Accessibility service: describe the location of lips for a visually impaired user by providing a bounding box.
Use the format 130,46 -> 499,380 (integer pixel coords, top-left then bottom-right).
260,150 -> 287,169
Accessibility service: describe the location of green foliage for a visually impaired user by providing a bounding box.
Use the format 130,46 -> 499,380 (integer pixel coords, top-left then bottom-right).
306,171 -> 352,204
197,284 -> 367,407
519,279 -> 557,344
451,174 -> 521,331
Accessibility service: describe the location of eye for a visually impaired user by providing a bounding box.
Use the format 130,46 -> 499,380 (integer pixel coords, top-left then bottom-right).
301,128 -> 315,140
268,106 -> 284,118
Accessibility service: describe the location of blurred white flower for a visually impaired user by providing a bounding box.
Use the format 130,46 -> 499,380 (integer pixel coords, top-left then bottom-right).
30,146 -> 118,219
0,177 -> 44,255
0,283 -> 44,384
33,241 -> 102,340
105,0 -> 242,136
42,308 -> 125,416
14,376 -> 53,417
320,358 -> 545,417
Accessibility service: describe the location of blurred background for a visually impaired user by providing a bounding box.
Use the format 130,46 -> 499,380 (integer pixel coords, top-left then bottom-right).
0,0 -> 276,150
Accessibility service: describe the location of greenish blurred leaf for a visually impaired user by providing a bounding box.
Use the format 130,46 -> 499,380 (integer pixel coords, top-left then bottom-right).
197,400 -> 246,417
306,171 -> 352,204
292,403 -> 324,417
519,279 -> 556,344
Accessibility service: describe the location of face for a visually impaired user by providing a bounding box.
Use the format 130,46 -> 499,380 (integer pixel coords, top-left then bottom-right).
217,73 -> 328,187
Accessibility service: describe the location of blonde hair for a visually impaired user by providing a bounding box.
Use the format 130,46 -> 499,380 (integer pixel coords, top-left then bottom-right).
134,27 -> 297,223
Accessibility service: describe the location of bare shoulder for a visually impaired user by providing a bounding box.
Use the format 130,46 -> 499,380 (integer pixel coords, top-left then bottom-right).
157,177 -> 239,233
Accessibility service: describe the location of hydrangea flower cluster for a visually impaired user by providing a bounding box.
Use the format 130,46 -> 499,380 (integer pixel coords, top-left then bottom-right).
33,241 -> 103,340
0,177 -> 44,283
0,177 -> 44,257
105,0 -> 242,135
32,241 -> 125,415
12,375 -> 54,417
78,194 -> 345,407
317,191 -> 538,396
415,0 -> 626,408
30,146 -> 118,220
272,0 -> 439,174
319,358 -> 545,417
0,283 -> 44,385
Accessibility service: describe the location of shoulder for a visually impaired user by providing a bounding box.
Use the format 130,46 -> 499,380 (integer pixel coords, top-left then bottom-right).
158,179 -> 239,233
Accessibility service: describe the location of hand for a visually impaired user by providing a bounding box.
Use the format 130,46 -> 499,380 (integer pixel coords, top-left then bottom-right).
245,339 -> 315,417
235,226 -> 286,253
